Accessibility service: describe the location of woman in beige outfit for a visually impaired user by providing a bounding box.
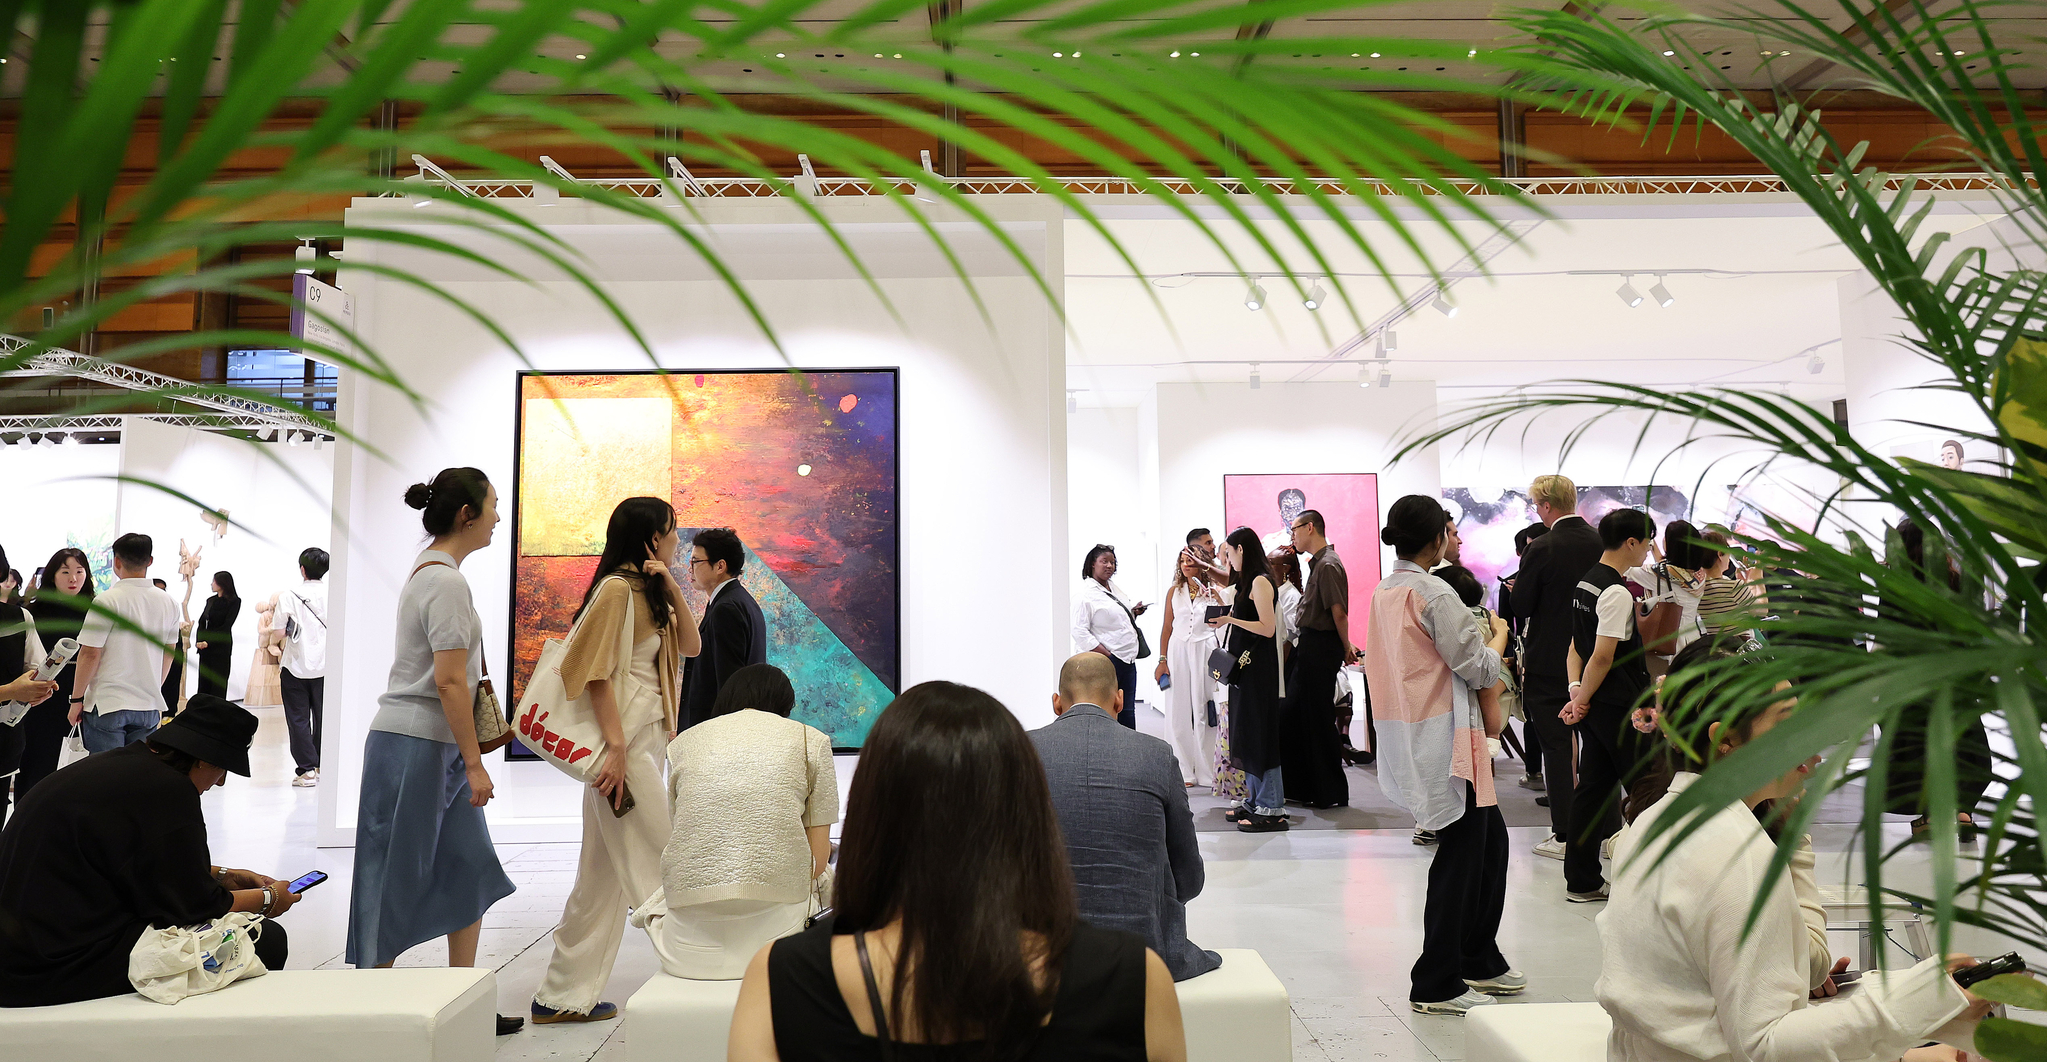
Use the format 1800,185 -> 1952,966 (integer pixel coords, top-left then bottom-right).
633,662 -> 836,979
531,498 -> 698,1023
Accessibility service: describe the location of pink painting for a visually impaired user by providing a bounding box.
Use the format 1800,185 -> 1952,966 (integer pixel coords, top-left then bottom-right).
1222,473 -> 1381,648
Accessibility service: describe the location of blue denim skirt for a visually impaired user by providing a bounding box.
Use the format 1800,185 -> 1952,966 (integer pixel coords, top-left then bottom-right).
346,730 -> 516,967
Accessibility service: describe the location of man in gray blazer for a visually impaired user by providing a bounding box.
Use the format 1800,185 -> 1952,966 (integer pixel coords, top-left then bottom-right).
1031,652 -> 1221,981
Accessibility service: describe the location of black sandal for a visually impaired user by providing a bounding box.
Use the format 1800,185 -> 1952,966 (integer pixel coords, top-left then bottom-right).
1224,806 -> 1252,823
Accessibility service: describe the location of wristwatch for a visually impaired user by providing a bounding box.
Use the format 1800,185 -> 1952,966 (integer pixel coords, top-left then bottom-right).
259,887 -> 275,916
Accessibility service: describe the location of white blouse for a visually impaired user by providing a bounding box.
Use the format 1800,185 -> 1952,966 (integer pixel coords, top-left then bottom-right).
1599,774 -> 1974,1062
1072,578 -> 1141,663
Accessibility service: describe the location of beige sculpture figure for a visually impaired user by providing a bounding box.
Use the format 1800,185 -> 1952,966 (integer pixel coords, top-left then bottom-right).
244,593 -> 284,708
163,540 -> 201,715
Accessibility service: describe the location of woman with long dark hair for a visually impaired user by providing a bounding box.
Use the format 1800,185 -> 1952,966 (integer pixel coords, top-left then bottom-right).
1211,527 -> 1288,833
192,571 -> 240,699
728,680 -> 1185,1061
17,548 -> 95,801
531,496 -> 699,1023
347,467 -> 523,1035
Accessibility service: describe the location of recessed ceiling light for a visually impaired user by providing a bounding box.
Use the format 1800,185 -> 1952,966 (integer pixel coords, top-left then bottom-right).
575,53 -> 586,59
1170,50 -> 1180,57
1053,51 -> 1063,57
775,52 -> 785,57
1190,51 -> 1198,56
1370,52 -> 1381,58
1662,49 -> 1675,56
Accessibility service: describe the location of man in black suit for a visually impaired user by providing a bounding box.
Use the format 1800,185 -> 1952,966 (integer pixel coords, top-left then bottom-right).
1507,475 -> 1603,861
680,527 -> 767,730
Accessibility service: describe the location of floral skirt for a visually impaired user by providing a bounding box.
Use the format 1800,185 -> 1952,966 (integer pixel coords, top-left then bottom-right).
1211,696 -> 1248,801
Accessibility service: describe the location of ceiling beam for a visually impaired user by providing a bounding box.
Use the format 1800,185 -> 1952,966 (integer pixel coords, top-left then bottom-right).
0,335 -> 324,431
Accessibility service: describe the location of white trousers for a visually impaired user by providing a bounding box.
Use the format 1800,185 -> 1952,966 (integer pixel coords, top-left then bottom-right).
1162,633 -> 1220,786
636,895 -> 812,981
533,720 -> 670,1014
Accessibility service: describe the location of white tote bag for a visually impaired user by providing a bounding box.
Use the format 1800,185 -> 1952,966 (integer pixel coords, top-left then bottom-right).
515,576 -> 642,784
129,912 -> 269,1004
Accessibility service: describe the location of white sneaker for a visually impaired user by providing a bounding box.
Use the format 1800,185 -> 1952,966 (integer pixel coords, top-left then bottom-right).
1601,835 -> 1615,860
1532,835 -> 1566,861
1567,887 -> 1610,904
1464,969 -> 1528,995
1412,989 -> 1496,1016
293,769 -> 319,787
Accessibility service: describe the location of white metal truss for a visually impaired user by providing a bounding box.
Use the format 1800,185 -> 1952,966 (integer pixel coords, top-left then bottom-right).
0,413 -> 316,433
0,334 -> 324,433
394,171 -> 2029,200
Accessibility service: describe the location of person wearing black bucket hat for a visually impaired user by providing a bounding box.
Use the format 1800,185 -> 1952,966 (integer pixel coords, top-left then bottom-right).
0,694 -> 302,1006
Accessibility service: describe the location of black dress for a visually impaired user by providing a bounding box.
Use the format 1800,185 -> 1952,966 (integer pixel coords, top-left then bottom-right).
767,918 -> 1148,1061
195,595 -> 240,699
1224,582 -> 1283,777
0,742 -> 286,1006
15,600 -> 83,803
0,600 -> 31,825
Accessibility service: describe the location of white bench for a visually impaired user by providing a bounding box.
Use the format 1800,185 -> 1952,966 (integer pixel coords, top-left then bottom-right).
1180,949 -> 1292,1062
0,967 -> 497,1062
623,947 -> 1289,1062
626,974 -> 743,1062
1467,1001 -> 1611,1062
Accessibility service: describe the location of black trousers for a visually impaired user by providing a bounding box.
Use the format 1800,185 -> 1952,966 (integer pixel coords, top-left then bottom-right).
1412,785 -> 1509,1003
281,669 -> 324,775
1280,628 -> 1349,807
196,642 -> 233,699
1565,705 -> 1651,894
254,918 -> 289,970
14,685 -> 71,806
1523,674 -> 1575,839
1111,655 -> 1137,729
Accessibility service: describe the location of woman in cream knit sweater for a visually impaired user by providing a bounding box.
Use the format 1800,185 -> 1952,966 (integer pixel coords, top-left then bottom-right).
634,662 -> 837,979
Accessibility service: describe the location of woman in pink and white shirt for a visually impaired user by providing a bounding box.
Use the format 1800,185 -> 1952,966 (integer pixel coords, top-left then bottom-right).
1364,495 -> 1513,1016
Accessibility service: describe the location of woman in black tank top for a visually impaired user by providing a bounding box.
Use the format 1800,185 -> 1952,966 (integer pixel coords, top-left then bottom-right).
724,680 -> 1184,1062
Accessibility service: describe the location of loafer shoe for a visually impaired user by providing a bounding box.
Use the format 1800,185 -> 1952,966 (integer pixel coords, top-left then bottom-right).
1566,887 -> 1610,904
1518,773 -> 1546,791
496,1014 -> 525,1035
532,1001 -> 618,1024
1412,829 -> 1437,846
1532,836 -> 1566,861
1412,989 -> 1495,1016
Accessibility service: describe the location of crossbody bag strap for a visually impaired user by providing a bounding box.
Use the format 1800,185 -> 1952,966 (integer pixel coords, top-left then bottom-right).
409,560 -> 486,678
856,932 -> 896,1060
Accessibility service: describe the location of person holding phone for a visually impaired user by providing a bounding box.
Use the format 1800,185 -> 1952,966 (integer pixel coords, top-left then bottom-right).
1601,642 -> 2003,1061
531,497 -> 698,1023
1073,544 -> 1148,730
347,468 -> 524,1035
1154,546 -> 1226,788
0,695 -> 301,1006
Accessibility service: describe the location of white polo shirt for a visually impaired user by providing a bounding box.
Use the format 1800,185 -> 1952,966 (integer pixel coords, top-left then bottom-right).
78,577 -> 181,716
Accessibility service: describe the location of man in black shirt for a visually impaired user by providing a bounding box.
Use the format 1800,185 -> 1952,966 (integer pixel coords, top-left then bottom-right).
1560,508 -> 1656,902
1508,476 -> 1603,856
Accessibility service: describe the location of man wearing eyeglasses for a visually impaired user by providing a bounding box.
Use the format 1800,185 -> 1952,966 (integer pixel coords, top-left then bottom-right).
680,528 -> 768,731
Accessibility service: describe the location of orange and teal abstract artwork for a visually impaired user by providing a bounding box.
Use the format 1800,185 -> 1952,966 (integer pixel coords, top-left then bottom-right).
511,370 -> 899,748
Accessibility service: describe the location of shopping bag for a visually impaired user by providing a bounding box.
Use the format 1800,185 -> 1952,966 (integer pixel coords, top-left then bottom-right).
515,576 -> 640,783
57,724 -> 88,770
129,912 -> 269,1004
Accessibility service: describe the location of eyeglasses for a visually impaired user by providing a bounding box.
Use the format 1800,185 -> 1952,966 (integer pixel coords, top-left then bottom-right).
688,557 -> 713,567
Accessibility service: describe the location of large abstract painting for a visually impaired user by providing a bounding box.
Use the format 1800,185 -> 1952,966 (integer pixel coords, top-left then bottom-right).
1442,485 -> 1693,610
1221,473 -> 1381,649
511,370 -> 899,749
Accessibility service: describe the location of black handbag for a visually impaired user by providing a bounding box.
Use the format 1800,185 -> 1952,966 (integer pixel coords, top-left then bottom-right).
1112,594 -> 1152,660
1208,642 -> 1250,685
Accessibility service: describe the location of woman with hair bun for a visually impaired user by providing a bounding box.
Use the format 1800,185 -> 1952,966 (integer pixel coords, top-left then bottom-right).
1364,495 -> 1515,1016
347,468 -> 524,1035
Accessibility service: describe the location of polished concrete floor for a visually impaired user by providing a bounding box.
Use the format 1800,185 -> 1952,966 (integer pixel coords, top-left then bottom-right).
192,704 -> 1990,1062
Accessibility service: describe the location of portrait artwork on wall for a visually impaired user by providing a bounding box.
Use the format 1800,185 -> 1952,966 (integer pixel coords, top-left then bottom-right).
511,369 -> 900,751
1443,485 -> 1693,610
1221,473 -> 1381,648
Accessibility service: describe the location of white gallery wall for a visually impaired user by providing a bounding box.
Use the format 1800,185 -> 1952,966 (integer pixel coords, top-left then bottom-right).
0,441 -> 118,582
117,418 -> 335,701
323,196 -> 1067,844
